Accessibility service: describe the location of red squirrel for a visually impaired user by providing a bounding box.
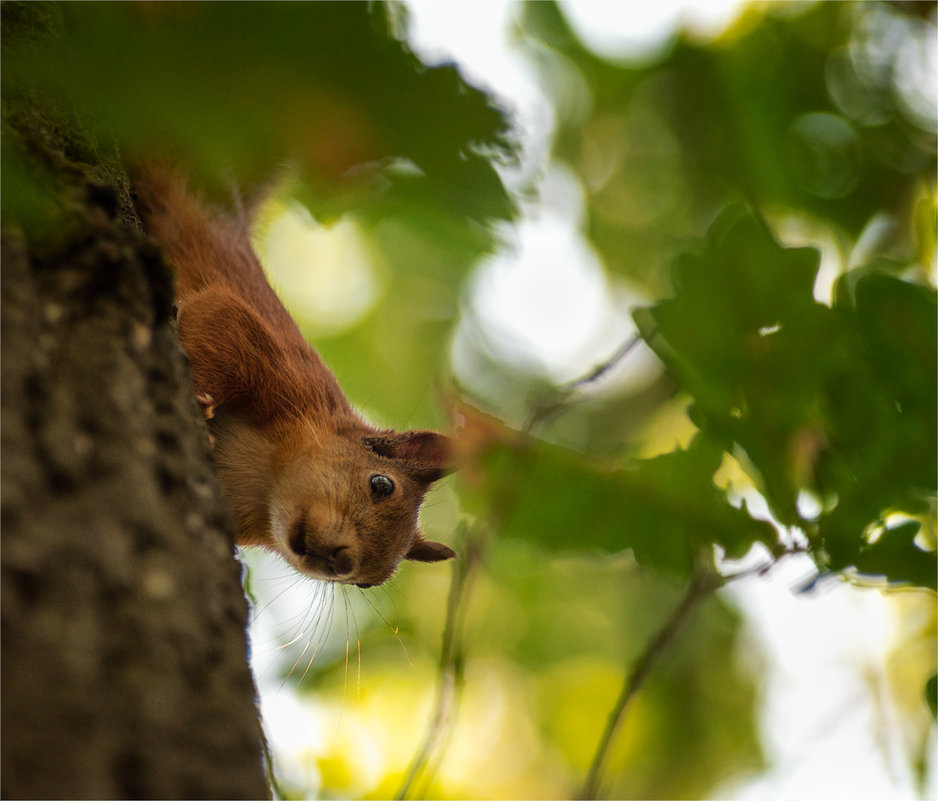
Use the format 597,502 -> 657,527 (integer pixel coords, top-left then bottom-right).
133,166 -> 456,588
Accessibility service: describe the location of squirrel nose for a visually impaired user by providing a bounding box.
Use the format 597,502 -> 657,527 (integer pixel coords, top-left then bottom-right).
292,539 -> 355,578
326,545 -> 355,577
288,517 -> 356,577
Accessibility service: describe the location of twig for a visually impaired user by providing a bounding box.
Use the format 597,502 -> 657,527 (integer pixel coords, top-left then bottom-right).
395,523 -> 489,799
569,333 -> 643,390
525,334 -> 642,432
397,433 -> 530,798
576,540 -> 809,797
579,560 -> 721,800
399,332 -> 648,799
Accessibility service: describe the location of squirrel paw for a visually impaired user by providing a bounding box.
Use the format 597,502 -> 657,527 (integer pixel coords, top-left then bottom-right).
196,392 -> 216,421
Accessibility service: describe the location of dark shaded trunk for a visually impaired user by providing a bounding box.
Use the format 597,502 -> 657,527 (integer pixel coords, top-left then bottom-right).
1,17 -> 269,798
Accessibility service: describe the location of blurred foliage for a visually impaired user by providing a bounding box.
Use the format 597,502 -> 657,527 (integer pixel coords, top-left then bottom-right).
4,1 -> 935,799
520,1 -> 936,292
1,1 -> 515,230
275,543 -> 761,800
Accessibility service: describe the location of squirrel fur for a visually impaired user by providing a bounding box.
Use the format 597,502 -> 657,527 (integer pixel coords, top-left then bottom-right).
133,166 -> 456,588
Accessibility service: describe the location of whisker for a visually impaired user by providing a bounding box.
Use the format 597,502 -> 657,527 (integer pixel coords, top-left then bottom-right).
361,587 -> 412,667
298,582 -> 337,681
357,638 -> 362,701
272,580 -> 327,651
345,588 -> 363,701
342,588 -> 355,701
279,581 -> 337,692
253,573 -> 308,629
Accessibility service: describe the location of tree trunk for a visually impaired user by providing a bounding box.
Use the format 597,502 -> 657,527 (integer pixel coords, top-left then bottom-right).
0,59 -> 269,801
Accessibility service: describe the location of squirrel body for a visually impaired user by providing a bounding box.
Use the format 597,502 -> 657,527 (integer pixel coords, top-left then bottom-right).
134,167 -> 455,587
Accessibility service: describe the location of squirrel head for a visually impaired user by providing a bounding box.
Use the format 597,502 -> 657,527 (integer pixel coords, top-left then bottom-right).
267,424 -> 456,587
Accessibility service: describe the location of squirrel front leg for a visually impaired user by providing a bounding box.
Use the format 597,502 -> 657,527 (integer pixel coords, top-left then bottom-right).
195,393 -> 216,421
177,287 -> 295,426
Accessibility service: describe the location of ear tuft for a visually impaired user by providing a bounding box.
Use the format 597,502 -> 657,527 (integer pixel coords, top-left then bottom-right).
363,430 -> 454,483
405,536 -> 457,563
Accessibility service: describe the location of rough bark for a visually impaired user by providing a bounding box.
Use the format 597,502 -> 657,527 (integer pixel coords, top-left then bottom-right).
1,30 -> 270,801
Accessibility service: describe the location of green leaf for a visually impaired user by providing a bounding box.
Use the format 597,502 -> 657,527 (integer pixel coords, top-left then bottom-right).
638,206 -> 829,524
854,272 -> 938,438
486,433 -> 776,578
853,521 -> 937,592
638,205 -> 938,590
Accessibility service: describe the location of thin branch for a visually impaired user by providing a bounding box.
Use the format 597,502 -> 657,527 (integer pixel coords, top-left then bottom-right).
397,435 -> 530,799
569,333 -> 644,390
525,333 -> 642,432
718,541 -> 809,583
576,539 -> 811,797
579,561 -> 721,800
395,523 -> 489,800
399,331 -> 650,799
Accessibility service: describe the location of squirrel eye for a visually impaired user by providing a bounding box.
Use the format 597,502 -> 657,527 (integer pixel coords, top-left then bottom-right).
369,474 -> 395,500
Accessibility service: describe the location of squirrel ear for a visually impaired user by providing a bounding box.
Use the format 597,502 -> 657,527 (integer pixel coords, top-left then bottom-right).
363,431 -> 454,483
405,535 -> 457,563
